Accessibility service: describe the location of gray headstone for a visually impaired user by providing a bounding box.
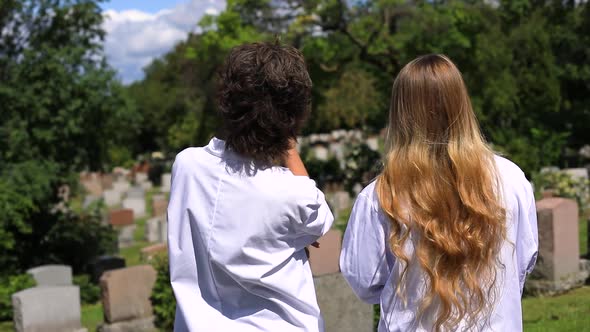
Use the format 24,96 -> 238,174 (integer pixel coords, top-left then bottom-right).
122,198 -> 146,218
126,187 -> 145,200
314,273 -> 373,332
12,286 -> 86,332
118,225 -> 136,249
140,181 -> 153,191
103,190 -> 122,207
161,173 -> 171,193
26,265 -> 72,287
135,173 -> 148,184
145,217 -> 167,243
112,181 -> 130,193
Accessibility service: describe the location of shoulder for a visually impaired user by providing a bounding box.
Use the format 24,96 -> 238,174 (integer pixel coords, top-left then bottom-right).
171,147 -> 209,176
493,155 -> 534,207
355,180 -> 380,212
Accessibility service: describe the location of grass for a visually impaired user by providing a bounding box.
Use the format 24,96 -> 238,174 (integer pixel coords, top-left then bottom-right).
81,303 -> 104,332
580,217 -> 588,257
0,321 -> 12,332
523,286 -> 590,331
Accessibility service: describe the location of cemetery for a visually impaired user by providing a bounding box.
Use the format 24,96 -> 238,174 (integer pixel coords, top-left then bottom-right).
1,1 -> 590,331
0,130 -> 589,331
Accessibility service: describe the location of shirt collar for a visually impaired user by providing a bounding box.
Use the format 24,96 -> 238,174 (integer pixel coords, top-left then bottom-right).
205,137 -> 245,160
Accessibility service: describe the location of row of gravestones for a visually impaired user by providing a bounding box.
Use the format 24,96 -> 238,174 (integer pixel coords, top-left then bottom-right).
108,193 -> 169,251
12,257 -> 126,332
297,130 -> 381,162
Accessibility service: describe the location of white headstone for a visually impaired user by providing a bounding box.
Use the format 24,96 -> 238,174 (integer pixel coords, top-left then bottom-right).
12,286 -> 86,332
122,198 -> 146,218
161,173 -> 172,193
103,190 -> 122,207
26,265 -> 72,287
118,225 -> 136,249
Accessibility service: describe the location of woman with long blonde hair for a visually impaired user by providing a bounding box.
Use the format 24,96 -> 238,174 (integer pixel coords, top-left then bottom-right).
340,54 -> 538,331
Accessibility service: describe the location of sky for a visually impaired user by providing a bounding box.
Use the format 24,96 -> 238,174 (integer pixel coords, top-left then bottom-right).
100,0 -> 226,83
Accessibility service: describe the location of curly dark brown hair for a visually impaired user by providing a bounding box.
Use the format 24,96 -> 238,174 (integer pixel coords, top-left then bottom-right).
217,42 -> 312,164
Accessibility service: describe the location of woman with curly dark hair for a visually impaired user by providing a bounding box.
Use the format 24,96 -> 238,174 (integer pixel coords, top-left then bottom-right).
168,42 -> 334,332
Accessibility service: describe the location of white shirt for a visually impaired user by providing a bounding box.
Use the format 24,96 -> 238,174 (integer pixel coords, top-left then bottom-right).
168,137 -> 334,332
340,156 -> 538,331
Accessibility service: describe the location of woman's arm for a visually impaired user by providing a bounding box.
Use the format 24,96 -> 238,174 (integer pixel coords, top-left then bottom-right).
283,142 -> 308,177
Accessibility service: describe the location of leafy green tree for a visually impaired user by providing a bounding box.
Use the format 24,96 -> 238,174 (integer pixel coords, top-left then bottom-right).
0,0 -> 128,275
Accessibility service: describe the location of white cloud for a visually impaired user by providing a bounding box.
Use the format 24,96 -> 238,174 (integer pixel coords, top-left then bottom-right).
103,0 -> 226,84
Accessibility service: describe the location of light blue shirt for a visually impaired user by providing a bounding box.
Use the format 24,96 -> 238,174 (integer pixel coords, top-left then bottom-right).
168,138 -> 334,332
340,156 -> 538,331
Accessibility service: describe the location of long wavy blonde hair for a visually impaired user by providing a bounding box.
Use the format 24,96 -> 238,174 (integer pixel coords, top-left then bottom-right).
376,54 -> 506,331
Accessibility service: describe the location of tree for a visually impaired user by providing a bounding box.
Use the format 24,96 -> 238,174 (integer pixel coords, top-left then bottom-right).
0,0 -> 127,275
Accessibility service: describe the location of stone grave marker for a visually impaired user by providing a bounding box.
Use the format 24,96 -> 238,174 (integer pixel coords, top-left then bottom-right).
98,265 -> 157,332
126,186 -> 145,199
145,216 -> 167,243
118,225 -> 136,249
91,256 -> 126,284
308,229 -> 342,276
101,174 -> 114,190
135,172 -> 148,184
527,197 -> 587,293
314,273 -> 373,332
80,172 -> 103,196
123,198 -> 146,218
140,181 -> 153,191
109,209 -> 134,226
26,265 -> 72,287
152,195 -> 168,217
161,173 -> 172,193
12,286 -> 86,332
112,180 -> 130,194
140,243 -> 167,261
103,190 -> 122,207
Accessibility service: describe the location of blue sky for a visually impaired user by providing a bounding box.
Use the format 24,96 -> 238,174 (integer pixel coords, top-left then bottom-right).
100,0 -> 188,14
101,0 -> 226,83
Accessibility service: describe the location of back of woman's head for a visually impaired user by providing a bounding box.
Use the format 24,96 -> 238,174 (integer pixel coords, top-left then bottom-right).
377,54 -> 507,331
217,42 -> 312,164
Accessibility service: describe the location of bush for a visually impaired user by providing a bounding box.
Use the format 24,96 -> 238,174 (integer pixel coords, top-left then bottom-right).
533,170 -> 590,213
150,254 -> 175,331
73,275 -> 100,305
343,143 -> 382,194
43,211 -> 118,275
0,274 -> 36,321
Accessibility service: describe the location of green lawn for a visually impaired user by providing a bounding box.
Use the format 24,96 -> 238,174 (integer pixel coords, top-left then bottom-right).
81,303 -> 104,332
580,217 -> 588,257
523,286 -> 590,331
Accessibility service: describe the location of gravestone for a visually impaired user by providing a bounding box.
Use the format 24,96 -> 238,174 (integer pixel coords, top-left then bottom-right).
101,174 -> 114,190
26,265 -> 72,287
80,172 -> 103,196
308,229 -> 342,276
118,225 -> 136,249
112,180 -> 131,194
151,195 -> 168,217
109,209 -> 134,226
140,181 -> 153,191
12,286 -> 86,332
135,172 -> 148,184
314,273 -> 373,332
98,265 -> 157,332
140,243 -> 167,261
527,197 -> 588,294
126,186 -> 145,199
91,256 -> 126,284
123,198 -> 146,218
161,173 -> 172,193
103,190 -> 122,207
145,217 -> 161,243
